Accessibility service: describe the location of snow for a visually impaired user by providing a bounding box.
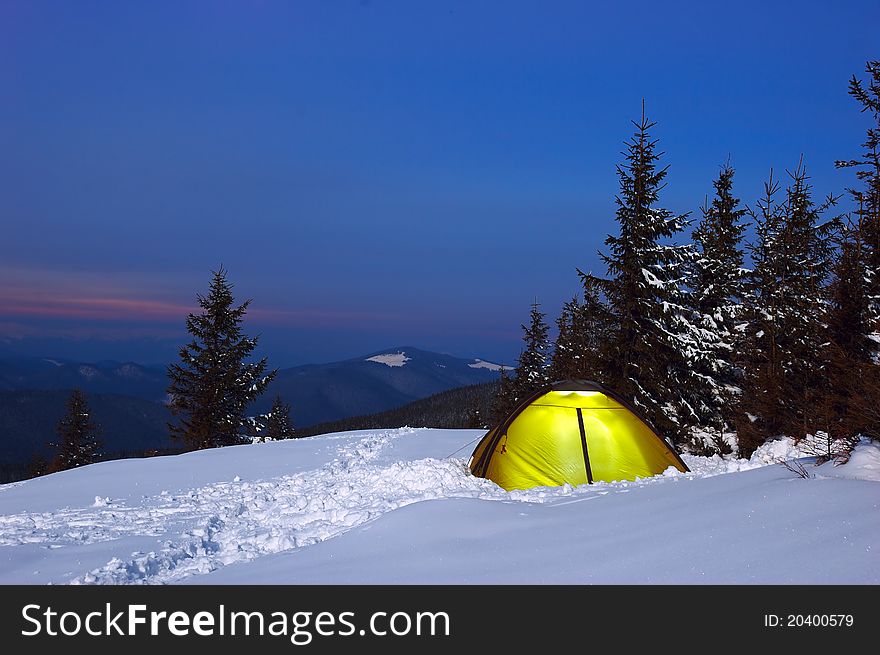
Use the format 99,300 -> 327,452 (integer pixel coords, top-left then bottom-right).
78,365 -> 99,380
816,439 -> 880,482
365,352 -> 411,367
468,359 -> 503,371
0,430 -> 877,585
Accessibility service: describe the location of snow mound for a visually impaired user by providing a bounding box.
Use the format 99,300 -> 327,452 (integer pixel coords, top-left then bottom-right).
365,352 -> 410,367
468,359 -> 503,371
817,439 -> 880,482
678,437 -> 811,477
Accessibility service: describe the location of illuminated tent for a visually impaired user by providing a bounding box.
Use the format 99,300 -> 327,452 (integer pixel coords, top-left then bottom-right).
469,380 -> 688,490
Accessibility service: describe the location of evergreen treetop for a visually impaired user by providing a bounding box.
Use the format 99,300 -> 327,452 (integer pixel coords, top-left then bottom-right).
516,301 -> 551,392
587,105 -> 710,443
692,163 -> 747,316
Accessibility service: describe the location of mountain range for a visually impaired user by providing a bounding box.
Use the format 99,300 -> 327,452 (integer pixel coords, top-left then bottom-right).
0,347 -> 503,477
253,347 -> 503,426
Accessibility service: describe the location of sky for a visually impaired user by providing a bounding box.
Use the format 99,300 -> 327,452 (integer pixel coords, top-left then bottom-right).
1,0 -> 877,368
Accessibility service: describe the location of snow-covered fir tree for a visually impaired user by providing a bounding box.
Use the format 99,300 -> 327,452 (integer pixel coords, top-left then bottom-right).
693,164 -> 747,331
491,302 -> 550,423
51,389 -> 101,471
833,59 -> 880,441
550,296 -> 584,381
737,164 -> 836,455
550,277 -> 612,382
516,301 -> 551,391
688,164 -> 747,452
836,61 -> 880,329
167,267 -> 277,450
588,106 -> 712,444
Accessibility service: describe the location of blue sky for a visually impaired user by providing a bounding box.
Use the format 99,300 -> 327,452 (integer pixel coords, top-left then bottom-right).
1,0 -> 877,366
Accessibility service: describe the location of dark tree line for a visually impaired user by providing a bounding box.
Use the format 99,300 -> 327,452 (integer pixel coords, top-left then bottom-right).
494,60 -> 880,457
303,382 -> 498,438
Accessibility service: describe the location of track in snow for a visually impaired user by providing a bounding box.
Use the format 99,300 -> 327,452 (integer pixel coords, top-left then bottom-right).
68,429 -> 506,584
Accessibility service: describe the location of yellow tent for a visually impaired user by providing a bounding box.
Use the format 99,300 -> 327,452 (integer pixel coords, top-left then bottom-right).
469,380 -> 688,490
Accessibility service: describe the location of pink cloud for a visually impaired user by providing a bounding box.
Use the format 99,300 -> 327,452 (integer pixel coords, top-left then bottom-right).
0,267 -> 406,330
0,293 -> 196,321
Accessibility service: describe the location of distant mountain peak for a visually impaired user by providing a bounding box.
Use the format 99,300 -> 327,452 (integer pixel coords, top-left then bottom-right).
365,352 -> 411,368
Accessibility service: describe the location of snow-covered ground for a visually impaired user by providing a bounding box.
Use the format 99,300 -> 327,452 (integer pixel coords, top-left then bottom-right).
0,428 -> 877,584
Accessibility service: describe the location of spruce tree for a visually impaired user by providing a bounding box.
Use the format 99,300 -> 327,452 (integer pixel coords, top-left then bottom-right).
550,296 -> 581,381
167,267 -> 277,450
836,60 -> 880,333
585,105 -> 707,443
737,164 -> 836,455
264,395 -> 295,440
551,278 -> 612,382
693,164 -> 747,320
490,366 -> 517,425
689,164 -> 747,451
821,224 -> 871,441
490,303 -> 550,423
51,389 -> 102,471
832,59 -> 880,441
515,301 -> 551,394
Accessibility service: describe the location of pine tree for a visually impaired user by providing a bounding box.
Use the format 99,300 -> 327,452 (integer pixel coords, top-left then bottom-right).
167,267 -> 277,450
551,278 -> 612,382
827,225 -> 872,365
550,296 -> 581,381
737,164 -> 836,455
490,303 -> 550,423
832,59 -> 880,442
51,389 -> 102,471
688,164 -> 747,451
490,366 -> 517,425
264,395 -> 295,440
584,105 -> 707,443
515,301 -> 551,393
693,164 -> 747,321
821,223 -> 871,442
836,60 -> 880,333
